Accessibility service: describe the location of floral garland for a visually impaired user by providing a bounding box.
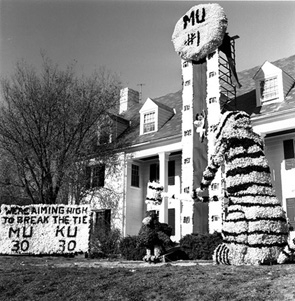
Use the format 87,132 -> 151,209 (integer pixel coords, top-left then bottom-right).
200,111 -> 290,265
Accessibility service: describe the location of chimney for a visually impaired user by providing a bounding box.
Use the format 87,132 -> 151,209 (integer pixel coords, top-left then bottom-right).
119,87 -> 140,114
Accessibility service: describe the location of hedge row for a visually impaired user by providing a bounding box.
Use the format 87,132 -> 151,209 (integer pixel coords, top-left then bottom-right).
179,232 -> 223,260
89,228 -> 223,261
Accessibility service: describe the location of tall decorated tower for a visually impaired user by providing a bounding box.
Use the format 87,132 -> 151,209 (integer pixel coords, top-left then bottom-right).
172,3 -> 240,235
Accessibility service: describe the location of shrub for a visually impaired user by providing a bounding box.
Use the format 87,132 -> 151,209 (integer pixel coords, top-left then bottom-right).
119,235 -> 146,261
179,232 -> 223,260
89,228 -> 122,259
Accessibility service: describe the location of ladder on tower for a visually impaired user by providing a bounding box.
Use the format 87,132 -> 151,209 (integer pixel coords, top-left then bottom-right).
218,35 -> 240,107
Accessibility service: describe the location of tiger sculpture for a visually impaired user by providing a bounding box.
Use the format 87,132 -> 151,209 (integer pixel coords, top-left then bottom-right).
198,110 -> 293,265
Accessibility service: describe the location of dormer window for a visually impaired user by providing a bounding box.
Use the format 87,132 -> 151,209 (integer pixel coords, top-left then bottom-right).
98,131 -> 112,144
259,76 -> 279,103
139,97 -> 174,135
97,114 -> 129,145
143,111 -> 156,134
253,61 -> 295,107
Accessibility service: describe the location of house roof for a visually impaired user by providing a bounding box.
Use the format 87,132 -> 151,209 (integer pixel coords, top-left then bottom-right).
121,90 -> 182,147
152,99 -> 175,114
120,54 -> 295,148
109,113 -> 130,126
226,54 -> 295,117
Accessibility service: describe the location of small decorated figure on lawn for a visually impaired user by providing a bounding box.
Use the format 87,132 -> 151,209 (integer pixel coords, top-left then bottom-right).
198,110 -> 291,265
138,211 -> 173,263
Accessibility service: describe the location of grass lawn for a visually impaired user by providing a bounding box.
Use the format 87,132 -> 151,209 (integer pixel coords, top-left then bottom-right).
0,256 -> 294,301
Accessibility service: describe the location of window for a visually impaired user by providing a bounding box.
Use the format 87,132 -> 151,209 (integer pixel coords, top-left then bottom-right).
168,160 -> 175,185
150,163 -> 159,182
283,139 -> 295,160
131,164 -> 140,187
260,76 -> 279,102
86,164 -> 105,189
143,112 -> 156,133
92,209 -> 111,232
92,164 -> 105,188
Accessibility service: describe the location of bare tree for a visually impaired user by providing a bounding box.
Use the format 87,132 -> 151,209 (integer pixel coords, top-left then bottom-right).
0,56 -> 123,204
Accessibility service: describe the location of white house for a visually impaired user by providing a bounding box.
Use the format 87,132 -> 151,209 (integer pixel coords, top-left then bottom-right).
86,54 -> 295,241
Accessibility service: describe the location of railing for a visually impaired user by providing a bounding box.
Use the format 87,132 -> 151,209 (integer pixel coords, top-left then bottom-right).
218,35 -> 240,106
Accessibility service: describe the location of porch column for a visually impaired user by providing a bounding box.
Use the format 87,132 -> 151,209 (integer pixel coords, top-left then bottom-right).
158,151 -> 169,223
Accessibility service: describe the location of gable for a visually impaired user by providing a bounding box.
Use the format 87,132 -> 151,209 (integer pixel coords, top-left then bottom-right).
227,55 -> 295,117
253,61 -> 283,106
139,97 -> 175,135
139,98 -> 158,113
253,61 -> 282,80
120,90 -> 182,146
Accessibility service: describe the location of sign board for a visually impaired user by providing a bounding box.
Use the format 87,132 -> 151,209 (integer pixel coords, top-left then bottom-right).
172,3 -> 227,61
0,204 -> 91,255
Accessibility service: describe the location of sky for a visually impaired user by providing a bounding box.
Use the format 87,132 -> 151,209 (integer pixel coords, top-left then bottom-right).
0,0 -> 295,101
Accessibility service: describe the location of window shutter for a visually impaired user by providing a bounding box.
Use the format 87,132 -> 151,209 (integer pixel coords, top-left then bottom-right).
168,160 -> 175,185
150,163 -> 159,182
283,139 -> 295,160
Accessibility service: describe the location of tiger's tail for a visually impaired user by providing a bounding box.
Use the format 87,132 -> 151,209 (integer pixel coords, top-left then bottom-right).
277,237 -> 295,264
213,243 -> 230,265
